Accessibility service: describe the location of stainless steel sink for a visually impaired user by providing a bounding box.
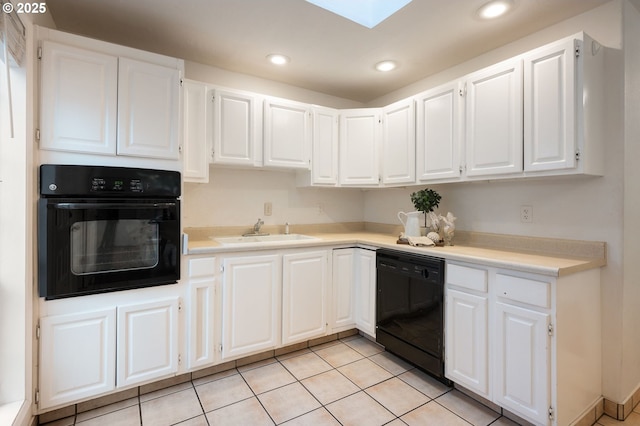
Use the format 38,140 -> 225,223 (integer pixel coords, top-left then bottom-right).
213,234 -> 320,246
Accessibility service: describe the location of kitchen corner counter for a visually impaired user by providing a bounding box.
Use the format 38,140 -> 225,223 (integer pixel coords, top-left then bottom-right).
184,226 -> 606,277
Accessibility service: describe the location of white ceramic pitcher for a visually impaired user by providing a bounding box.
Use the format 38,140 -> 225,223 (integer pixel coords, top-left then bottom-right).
397,211 -> 422,237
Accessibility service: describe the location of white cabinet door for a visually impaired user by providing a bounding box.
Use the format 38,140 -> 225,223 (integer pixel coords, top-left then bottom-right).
445,289 -> 489,397
311,107 -> 339,185
494,301 -> 550,425
340,109 -> 381,186
381,98 -> 415,185
221,254 -> 281,360
117,298 -> 179,388
183,80 -> 212,183
523,38 -> 577,172
40,41 -> 118,155
264,99 -> 311,169
465,59 -> 523,177
186,256 -> 217,370
331,248 -> 356,331
117,57 -> 181,159
416,81 -> 462,181
282,250 -> 329,345
355,248 -> 377,337
39,309 -> 116,409
213,89 -> 261,166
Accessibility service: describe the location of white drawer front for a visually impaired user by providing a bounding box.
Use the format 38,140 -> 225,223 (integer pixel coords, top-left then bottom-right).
495,273 -> 550,308
188,257 -> 216,278
446,263 -> 488,293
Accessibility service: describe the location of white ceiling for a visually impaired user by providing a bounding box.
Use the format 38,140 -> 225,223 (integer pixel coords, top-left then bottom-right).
47,0 -> 613,103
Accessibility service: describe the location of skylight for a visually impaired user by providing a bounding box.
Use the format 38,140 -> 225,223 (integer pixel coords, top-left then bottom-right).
306,0 -> 412,29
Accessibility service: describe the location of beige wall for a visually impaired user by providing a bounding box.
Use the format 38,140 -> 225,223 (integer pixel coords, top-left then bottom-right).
183,168 -> 365,228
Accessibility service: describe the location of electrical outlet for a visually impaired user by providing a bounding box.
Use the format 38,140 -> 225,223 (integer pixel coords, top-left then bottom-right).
264,202 -> 272,216
317,203 -> 324,215
520,205 -> 533,223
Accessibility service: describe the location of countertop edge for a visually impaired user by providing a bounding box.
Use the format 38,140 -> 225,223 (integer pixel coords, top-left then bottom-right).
185,232 -> 606,278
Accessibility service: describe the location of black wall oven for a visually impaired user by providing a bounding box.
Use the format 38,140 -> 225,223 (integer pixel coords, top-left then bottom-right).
38,165 -> 181,300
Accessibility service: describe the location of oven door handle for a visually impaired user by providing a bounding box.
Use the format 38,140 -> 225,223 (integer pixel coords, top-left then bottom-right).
52,202 -> 178,210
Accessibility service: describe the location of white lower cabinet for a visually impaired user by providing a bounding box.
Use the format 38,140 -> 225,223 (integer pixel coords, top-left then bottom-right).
494,301 -> 550,422
446,288 -> 489,397
354,248 -> 377,338
220,254 -> 281,361
445,262 -> 601,426
282,250 -> 329,345
116,298 -> 180,388
331,248 -> 356,331
186,256 -> 217,369
39,297 -> 179,409
445,263 -> 489,398
39,309 -> 116,409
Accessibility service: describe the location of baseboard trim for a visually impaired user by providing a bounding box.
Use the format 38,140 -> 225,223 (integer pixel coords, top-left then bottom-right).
602,384 -> 640,421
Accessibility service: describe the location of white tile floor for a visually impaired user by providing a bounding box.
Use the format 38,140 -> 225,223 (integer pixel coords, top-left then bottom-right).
39,335 -> 623,426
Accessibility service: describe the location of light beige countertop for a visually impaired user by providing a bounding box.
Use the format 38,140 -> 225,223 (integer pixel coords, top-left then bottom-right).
184,223 -> 606,277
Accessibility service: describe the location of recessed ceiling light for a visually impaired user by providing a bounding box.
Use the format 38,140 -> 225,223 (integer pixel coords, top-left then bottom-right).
306,0 -> 412,29
266,54 -> 290,65
476,0 -> 513,19
375,60 -> 397,72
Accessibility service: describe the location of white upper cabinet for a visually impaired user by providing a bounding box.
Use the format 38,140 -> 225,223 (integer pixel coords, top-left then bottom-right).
39,29 -> 183,163
523,33 -> 604,175
310,107 -> 339,185
213,88 -> 262,167
381,98 -> 416,185
183,79 -> 212,183
264,98 -> 311,169
416,81 -> 462,181
117,57 -> 181,160
40,41 -> 118,155
464,58 -> 523,177
339,108 -> 381,187
523,38 -> 577,172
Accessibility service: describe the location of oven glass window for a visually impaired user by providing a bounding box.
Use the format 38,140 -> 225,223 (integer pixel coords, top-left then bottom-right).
70,219 -> 159,275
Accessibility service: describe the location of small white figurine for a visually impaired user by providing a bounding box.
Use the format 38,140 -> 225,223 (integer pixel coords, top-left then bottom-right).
439,212 -> 457,246
426,211 -> 440,233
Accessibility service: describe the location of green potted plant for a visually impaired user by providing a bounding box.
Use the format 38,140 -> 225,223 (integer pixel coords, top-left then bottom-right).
410,188 -> 441,229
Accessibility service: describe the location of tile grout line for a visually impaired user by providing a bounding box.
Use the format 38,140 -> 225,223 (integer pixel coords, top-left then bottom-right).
237,365 -> 279,425
188,378 -> 211,426
57,336 -> 500,426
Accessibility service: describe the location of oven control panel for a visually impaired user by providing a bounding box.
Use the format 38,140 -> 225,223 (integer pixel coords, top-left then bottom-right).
90,177 -> 143,193
39,165 -> 180,198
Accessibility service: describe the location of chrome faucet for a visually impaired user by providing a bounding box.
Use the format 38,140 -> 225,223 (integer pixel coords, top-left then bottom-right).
253,218 -> 264,233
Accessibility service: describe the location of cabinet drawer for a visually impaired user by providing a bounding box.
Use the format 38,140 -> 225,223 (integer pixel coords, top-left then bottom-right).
188,257 -> 216,278
446,263 -> 488,293
495,273 -> 550,308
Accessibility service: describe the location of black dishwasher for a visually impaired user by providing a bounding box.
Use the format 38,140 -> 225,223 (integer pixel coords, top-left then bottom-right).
376,249 -> 449,384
